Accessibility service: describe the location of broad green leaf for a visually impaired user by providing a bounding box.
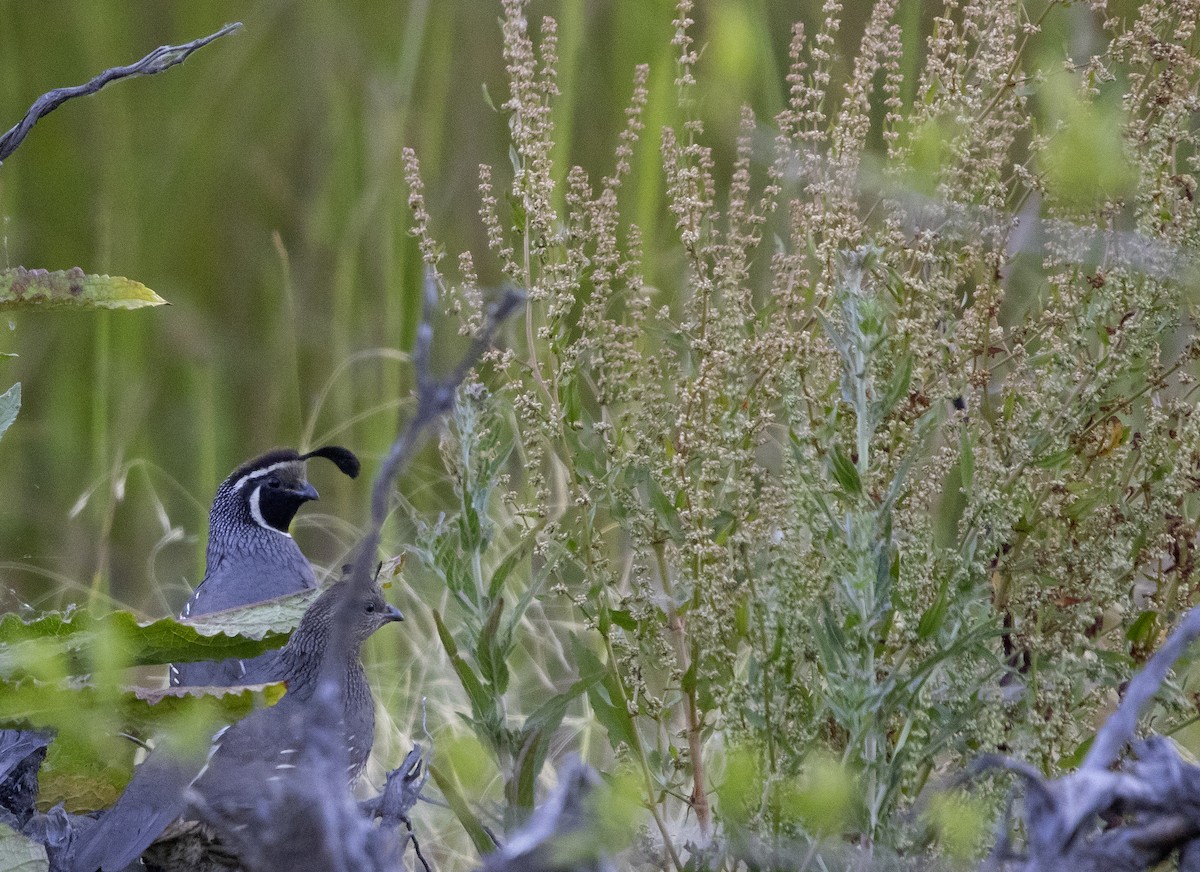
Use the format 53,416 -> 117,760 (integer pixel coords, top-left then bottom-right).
643,475 -> 682,540
0,679 -> 282,811
717,746 -> 762,827
0,603 -> 299,679
509,727 -> 549,815
0,267 -> 167,311
0,823 -> 47,872
896,116 -> 962,196
1126,610 -> 1158,647
510,661 -> 606,811
1065,486 -> 1110,520
917,587 -> 949,640
182,586 -> 321,639
572,637 -> 638,752
1033,447 -> 1075,470
608,609 -> 637,633
476,596 -> 509,695
1037,69 -> 1135,208
0,383 -> 18,443
778,752 -> 856,835
923,791 -> 991,860
880,354 -> 913,418
487,546 -> 524,601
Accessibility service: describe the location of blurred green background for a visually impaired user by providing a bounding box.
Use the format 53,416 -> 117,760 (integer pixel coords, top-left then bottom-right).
0,0 -> 864,617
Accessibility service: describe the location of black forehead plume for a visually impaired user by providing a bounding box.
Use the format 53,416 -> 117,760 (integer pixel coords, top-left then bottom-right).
301,445 -> 360,479
222,445 -> 359,487
224,448 -> 304,485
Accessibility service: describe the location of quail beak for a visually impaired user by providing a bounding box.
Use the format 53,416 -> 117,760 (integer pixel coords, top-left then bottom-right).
383,603 -> 405,623
295,482 -> 319,503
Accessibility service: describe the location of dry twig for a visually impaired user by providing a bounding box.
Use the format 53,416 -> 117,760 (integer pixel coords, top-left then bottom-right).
0,23 -> 242,164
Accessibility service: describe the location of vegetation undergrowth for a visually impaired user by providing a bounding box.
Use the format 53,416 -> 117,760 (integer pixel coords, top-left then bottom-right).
400,0 -> 1200,867
3,1 -> 1200,870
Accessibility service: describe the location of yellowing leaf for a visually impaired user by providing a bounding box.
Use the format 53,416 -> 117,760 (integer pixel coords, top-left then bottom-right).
0,267 -> 167,311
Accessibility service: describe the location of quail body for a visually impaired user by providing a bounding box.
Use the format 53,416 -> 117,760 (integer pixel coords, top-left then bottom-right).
171,446 -> 359,688
70,578 -> 402,872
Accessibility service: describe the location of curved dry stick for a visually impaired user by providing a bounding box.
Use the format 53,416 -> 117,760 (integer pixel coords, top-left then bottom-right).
1084,604 -> 1200,772
294,275 -> 521,867
0,22 -> 242,164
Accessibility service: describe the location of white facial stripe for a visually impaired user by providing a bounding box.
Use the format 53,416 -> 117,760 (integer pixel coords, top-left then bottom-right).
230,460 -> 302,494
248,485 -> 293,538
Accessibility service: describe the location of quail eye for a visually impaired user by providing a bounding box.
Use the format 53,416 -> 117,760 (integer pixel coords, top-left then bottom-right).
266,477 -> 281,489
365,601 -> 376,613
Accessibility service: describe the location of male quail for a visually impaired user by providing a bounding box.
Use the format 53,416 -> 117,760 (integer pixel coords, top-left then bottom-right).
69,577 -> 402,872
171,446 -> 360,688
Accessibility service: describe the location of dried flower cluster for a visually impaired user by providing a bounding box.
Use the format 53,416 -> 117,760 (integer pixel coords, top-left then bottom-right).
405,0 -> 1200,864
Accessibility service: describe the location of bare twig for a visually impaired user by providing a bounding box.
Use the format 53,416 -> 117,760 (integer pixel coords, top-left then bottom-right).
360,745 -> 427,829
315,272 -> 522,732
279,275 -> 520,869
0,22 -> 242,164
185,276 -> 520,872
1083,605 -> 1200,772
971,603 -> 1200,871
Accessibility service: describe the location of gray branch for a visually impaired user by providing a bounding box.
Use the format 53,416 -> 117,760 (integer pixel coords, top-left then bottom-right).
190,276 -> 521,872
0,22 -> 242,164
308,274 -> 522,773
975,602 -> 1200,871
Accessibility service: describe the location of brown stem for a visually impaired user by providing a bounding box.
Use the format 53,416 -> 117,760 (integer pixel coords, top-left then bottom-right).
654,542 -> 711,838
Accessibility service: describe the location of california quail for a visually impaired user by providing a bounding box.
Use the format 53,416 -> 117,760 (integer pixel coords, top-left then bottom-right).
171,446 -> 360,688
69,578 -> 402,872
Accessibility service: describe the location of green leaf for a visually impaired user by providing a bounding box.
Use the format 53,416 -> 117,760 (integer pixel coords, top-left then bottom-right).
0,679 -> 281,811
181,586 -> 321,639
917,587 -> 949,640
509,727 -> 550,815
572,637 -> 639,752
476,596 -> 510,695
0,383 -> 18,443
828,444 -> 862,496
1126,610 -> 1158,646
959,430 -> 974,492
429,761 -> 496,857
487,546 -> 525,602
0,822 -> 47,872
0,600 -> 303,680
609,609 -> 638,632
1065,490 -> 1106,521
1059,734 -> 1094,770
433,610 -> 498,735
644,476 -> 682,539
514,653 -> 608,805
0,267 -> 167,310
1038,69 -> 1135,208
880,354 -> 913,417
1033,448 -> 1075,470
